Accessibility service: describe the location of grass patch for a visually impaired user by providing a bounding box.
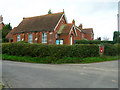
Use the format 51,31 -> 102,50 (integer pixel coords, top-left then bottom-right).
2,54 -> 120,64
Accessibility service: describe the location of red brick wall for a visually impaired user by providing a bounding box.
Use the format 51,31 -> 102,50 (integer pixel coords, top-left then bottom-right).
75,28 -> 81,40
13,34 -> 17,43
0,23 -> 4,30
60,28 -> 75,45
84,33 -> 92,40
13,32 -> 53,44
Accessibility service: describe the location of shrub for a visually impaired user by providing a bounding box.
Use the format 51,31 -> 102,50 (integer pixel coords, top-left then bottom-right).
103,44 -> 117,56
75,40 -> 115,44
17,41 -> 28,43
2,43 -> 119,61
2,43 -> 99,60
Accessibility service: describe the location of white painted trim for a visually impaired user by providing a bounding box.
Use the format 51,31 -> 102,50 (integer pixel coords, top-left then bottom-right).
53,13 -> 67,31
63,12 -> 68,23
76,26 -> 81,32
69,25 -> 77,36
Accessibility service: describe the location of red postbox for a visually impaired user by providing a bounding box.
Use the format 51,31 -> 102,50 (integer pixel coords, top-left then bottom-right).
99,45 -> 104,55
100,47 -> 103,53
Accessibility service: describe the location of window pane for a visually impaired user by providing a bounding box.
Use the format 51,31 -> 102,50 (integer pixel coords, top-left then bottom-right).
55,33 -> 57,39
56,40 -> 59,45
17,35 -> 21,42
42,33 -> 47,43
29,34 -> 33,43
60,40 -> 63,45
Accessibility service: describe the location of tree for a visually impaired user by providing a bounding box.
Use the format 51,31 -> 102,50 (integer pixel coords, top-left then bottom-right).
113,31 -> 120,43
102,36 -> 109,41
3,23 -> 12,30
2,23 -> 12,42
96,37 -> 101,41
48,9 -> 52,14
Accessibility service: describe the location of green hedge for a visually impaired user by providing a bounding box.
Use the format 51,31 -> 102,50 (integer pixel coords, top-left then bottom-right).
2,43 -> 99,60
75,40 -> 115,44
103,43 -> 120,56
2,43 -> 119,61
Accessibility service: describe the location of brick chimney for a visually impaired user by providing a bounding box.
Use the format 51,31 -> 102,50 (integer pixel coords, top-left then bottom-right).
79,24 -> 83,30
72,19 -> 75,25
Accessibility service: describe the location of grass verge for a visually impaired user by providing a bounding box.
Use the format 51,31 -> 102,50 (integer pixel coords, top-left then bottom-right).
2,54 -> 120,64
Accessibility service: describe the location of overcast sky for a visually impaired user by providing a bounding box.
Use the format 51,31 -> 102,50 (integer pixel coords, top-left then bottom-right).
0,0 -> 119,40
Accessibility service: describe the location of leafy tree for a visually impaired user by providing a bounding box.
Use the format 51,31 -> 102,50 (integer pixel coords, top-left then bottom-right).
3,23 -> 12,30
48,9 -> 52,14
2,23 -> 12,42
113,31 -> 120,43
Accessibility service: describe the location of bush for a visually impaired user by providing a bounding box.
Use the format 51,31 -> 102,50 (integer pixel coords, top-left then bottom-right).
2,38 -> 9,43
2,43 -> 119,61
17,41 -> 28,43
75,40 -> 115,44
103,44 -> 118,56
2,43 -> 99,60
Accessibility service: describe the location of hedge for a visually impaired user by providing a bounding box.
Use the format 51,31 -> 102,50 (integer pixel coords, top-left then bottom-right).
75,40 -> 115,44
2,43 -> 99,60
2,43 -> 119,61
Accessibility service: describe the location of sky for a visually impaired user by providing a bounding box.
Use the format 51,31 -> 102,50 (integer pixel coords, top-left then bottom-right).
0,0 -> 119,40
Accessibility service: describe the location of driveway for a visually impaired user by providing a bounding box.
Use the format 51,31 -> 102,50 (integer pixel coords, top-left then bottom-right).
2,60 -> 118,88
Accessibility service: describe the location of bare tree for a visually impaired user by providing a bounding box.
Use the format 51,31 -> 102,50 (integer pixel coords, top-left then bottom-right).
102,36 -> 109,41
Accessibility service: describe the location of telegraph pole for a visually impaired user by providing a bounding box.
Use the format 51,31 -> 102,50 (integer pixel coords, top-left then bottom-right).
118,1 -> 120,42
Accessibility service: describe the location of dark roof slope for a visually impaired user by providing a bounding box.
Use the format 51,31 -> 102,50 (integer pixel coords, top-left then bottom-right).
58,24 -> 73,34
13,12 -> 64,34
6,27 -> 16,39
82,28 -> 93,33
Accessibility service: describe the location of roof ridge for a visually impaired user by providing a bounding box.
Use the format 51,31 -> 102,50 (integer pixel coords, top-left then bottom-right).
24,12 -> 64,19
83,28 -> 93,30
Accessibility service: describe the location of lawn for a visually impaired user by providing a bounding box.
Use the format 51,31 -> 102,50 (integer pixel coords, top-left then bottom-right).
2,54 -> 120,64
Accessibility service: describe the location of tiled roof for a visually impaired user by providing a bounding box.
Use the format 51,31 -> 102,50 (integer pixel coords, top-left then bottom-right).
13,12 -> 64,34
82,28 -> 93,33
6,27 -> 16,39
58,24 -> 73,34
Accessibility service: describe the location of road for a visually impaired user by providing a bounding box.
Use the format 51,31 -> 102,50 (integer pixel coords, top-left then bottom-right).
2,60 -> 118,88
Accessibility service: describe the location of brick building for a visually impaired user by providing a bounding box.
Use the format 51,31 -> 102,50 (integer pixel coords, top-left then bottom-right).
0,15 -> 4,30
7,11 -> 94,45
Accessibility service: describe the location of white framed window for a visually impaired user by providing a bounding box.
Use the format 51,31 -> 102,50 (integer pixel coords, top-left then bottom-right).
42,33 -> 47,43
28,34 -> 33,43
60,40 -> 63,45
17,35 -> 21,42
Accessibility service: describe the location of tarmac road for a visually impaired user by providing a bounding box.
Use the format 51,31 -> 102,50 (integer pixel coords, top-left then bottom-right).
2,60 -> 118,88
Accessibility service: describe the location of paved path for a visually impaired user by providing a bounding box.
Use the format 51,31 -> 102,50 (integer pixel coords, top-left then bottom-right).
2,60 -> 118,88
